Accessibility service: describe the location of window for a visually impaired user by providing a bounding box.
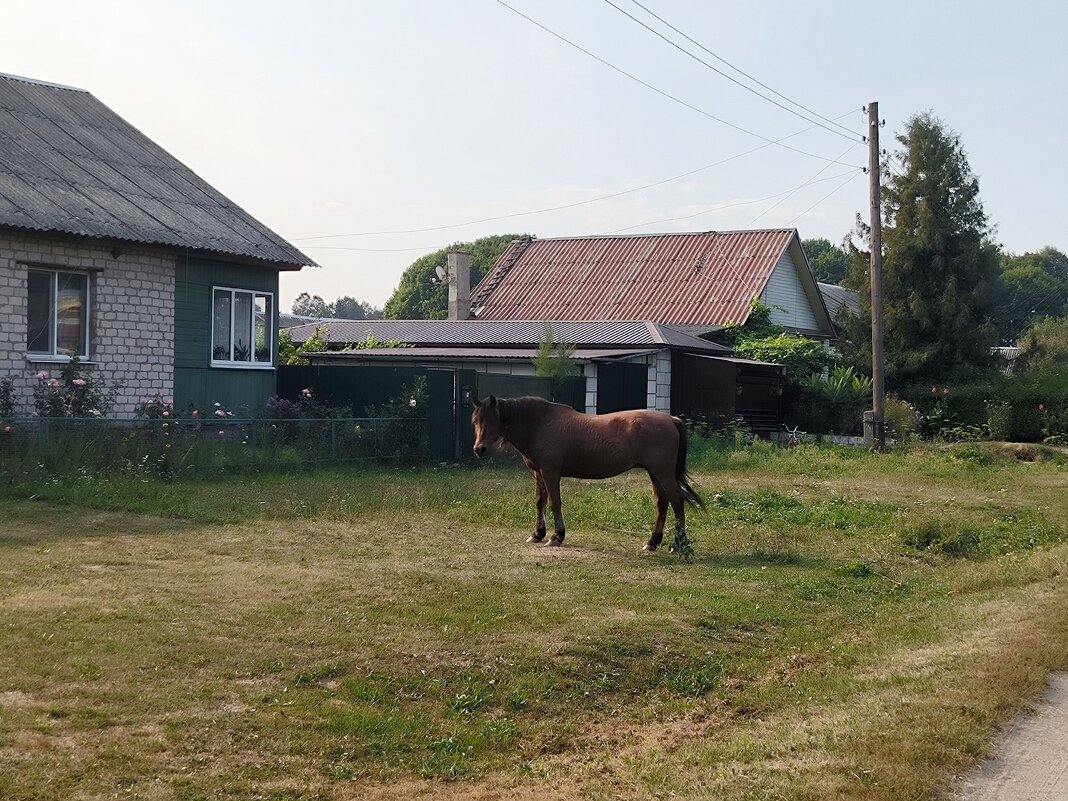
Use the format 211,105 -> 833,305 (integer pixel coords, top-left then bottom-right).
26,269 -> 89,358
211,287 -> 273,367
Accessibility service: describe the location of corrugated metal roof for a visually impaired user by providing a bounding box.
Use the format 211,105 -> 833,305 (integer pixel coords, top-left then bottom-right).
307,347 -> 658,362
818,282 -> 861,320
284,318 -> 729,352
471,230 -> 796,326
0,73 -> 314,269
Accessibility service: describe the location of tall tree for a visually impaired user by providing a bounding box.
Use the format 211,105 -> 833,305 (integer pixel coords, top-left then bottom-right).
383,234 -> 529,319
291,292 -> 331,318
841,113 -> 1000,388
802,237 -> 851,284
331,296 -> 383,320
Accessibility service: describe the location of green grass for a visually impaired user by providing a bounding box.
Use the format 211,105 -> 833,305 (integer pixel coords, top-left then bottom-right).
0,443 -> 1066,799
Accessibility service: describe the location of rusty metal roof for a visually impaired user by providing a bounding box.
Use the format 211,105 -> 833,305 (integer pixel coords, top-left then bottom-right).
0,73 -> 314,269
471,230 -> 797,326
284,318 -> 729,352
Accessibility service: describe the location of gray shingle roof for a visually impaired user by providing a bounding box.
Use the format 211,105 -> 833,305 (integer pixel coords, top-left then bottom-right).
0,73 -> 314,269
284,318 -> 730,353
818,282 -> 861,320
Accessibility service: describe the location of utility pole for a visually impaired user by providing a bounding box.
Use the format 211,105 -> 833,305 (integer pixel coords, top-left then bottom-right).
867,101 -> 886,451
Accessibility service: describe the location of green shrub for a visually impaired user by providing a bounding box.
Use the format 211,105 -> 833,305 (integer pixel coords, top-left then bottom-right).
986,402 -> 1012,441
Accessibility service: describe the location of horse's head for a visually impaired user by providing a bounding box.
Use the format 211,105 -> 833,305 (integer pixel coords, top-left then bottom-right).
471,395 -> 501,458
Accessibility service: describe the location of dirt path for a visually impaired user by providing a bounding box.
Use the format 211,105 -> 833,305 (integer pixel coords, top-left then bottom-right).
957,673 -> 1068,800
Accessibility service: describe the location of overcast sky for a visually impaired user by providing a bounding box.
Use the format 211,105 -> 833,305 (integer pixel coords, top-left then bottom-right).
4,1 -> 1066,311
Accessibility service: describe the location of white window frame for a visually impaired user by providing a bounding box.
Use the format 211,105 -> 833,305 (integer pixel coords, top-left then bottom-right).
25,268 -> 90,362
210,286 -> 274,370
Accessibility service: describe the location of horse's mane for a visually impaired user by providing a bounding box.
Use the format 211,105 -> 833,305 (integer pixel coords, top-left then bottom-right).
497,396 -> 554,428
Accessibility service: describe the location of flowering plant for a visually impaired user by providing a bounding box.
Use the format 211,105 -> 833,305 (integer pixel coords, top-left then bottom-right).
135,393 -> 175,419
32,359 -> 117,418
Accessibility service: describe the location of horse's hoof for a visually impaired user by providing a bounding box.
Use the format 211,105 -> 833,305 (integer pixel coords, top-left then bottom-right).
526,534 -> 545,543
547,538 -> 564,547
643,543 -> 658,552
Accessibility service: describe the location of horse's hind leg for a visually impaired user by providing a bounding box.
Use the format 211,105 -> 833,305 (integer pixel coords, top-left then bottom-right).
644,473 -> 669,552
528,470 -> 548,543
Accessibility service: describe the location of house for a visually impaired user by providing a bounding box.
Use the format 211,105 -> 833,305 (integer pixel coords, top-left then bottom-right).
284,316 -> 785,433
0,72 -> 314,417
471,230 -> 836,340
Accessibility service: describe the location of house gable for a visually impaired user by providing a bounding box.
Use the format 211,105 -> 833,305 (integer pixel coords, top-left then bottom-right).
760,237 -> 833,336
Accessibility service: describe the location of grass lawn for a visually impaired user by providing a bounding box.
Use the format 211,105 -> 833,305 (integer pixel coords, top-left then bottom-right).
1,442 -> 1066,800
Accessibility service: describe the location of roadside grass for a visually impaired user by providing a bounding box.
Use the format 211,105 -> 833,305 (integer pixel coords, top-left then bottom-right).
0,443 -> 1065,799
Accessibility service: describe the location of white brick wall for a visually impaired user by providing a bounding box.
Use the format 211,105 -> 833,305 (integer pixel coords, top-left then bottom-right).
653,350 -> 671,412
0,232 -> 176,418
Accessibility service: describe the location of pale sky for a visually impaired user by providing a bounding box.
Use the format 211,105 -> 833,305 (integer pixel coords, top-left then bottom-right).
4,1 -> 1065,311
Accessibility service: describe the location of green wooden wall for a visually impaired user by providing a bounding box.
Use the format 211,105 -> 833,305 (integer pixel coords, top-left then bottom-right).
173,255 -> 282,415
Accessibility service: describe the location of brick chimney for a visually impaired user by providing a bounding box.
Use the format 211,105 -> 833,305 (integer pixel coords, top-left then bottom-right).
447,251 -> 471,320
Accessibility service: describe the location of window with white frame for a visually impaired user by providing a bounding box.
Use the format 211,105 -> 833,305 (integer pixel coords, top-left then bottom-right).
26,269 -> 90,358
211,287 -> 273,367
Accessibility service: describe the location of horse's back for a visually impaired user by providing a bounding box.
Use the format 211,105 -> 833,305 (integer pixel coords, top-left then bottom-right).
542,406 -> 680,479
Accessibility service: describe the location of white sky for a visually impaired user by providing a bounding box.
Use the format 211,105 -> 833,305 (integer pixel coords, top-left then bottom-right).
4,1 -> 1066,311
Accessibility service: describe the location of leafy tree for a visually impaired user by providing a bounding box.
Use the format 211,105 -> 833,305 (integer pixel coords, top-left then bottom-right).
383,234 -> 529,319
841,112 -> 1000,388
802,237 -> 851,284
994,264 -> 1067,344
331,296 -> 383,320
993,248 -> 1068,343
278,326 -> 329,365
1016,316 -> 1068,374
291,292 -> 331,318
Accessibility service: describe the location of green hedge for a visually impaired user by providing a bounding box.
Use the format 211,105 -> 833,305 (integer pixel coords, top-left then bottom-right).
901,372 -> 1068,442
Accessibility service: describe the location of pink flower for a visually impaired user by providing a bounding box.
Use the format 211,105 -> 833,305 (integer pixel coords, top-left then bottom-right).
217,430 -> 225,437
48,379 -> 60,388
72,378 -> 86,386
301,388 -> 313,398
35,370 -> 49,380
162,410 -> 170,417
942,388 -> 949,397
1039,404 -> 1045,412
192,409 -> 200,418
31,411 -> 38,417
214,402 -> 221,407
215,409 -> 226,417
165,398 -> 172,405
931,387 -> 937,396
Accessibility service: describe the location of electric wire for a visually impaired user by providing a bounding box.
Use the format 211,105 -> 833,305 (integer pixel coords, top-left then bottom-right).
291,110 -> 862,242
493,0 -> 863,169
603,0 -> 861,142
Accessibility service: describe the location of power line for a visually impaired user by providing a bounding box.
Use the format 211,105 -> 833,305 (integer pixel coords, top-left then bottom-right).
291,110 -> 861,242
785,170 -> 862,226
601,169 -> 855,234
744,143 -> 860,228
493,0 -> 864,169
603,0 -> 861,143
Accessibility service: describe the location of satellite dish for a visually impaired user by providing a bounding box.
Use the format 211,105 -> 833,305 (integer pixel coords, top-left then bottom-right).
434,265 -> 446,282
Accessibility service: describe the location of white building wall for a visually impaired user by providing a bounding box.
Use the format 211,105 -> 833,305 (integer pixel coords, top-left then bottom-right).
653,350 -> 671,412
761,249 -> 821,332
584,362 -> 597,414
0,232 -> 175,418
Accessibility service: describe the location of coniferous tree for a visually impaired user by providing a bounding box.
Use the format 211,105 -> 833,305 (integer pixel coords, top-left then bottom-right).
841,113 -> 1000,388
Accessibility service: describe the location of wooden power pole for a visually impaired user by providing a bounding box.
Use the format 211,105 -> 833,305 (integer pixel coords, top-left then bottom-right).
868,101 -> 886,451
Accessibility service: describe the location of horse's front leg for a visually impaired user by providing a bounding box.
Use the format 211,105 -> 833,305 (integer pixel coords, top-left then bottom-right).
541,470 -> 566,546
528,469 -> 548,543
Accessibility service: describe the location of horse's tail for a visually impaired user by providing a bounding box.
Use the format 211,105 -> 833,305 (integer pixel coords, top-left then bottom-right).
672,417 -> 705,510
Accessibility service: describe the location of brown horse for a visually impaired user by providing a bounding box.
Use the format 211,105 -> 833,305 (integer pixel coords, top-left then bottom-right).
471,395 -> 703,551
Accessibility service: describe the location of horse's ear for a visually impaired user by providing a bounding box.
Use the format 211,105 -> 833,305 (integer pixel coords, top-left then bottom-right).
488,395 -> 497,409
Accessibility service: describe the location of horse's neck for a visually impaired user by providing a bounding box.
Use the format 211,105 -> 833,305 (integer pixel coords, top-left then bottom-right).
500,398 -> 544,454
